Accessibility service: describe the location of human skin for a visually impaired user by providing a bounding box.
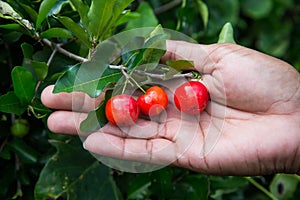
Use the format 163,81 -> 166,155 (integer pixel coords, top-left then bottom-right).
41,40 -> 300,175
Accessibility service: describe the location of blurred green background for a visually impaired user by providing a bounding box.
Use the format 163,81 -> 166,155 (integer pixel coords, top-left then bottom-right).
0,0 -> 299,199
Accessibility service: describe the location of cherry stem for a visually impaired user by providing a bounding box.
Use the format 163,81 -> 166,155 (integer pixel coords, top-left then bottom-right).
130,75 -> 146,94
119,66 -> 146,94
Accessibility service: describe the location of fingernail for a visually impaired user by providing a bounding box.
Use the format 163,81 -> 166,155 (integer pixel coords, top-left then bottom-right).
83,141 -> 87,149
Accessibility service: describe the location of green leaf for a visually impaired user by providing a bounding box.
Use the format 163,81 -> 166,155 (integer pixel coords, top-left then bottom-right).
218,22 -> 236,44
205,0 -> 239,37
29,98 -> 52,119
142,48 -> 166,71
172,174 -> 209,199
30,60 -> 48,81
40,27 -> 73,39
54,63 -> 122,98
56,16 -> 92,48
91,40 -> 121,64
270,174 -> 299,200
142,33 -> 168,71
127,175 -> 151,199
69,0 -> 89,28
123,26 -> 168,72
36,0 -> 57,29
0,23 -> 22,31
8,138 -> 39,164
122,36 -> 145,62
53,63 -> 80,91
107,0 -> 135,31
80,91 -> 112,133
144,26 -> 167,48
0,23 -> 33,36
80,105 -> 105,133
166,60 -> 195,71
242,0 -> 273,19
54,40 -> 122,97
0,91 -> 27,115
54,41 -> 122,97
195,0 -> 209,29
149,168 -> 173,198
0,0 -> 21,20
86,0 -> 134,40
0,0 -> 35,34
2,30 -> 22,42
112,0 -> 135,23
166,60 -> 194,78
11,66 -> 37,105
34,138 -> 118,200
257,22 -> 292,57
21,42 -> 40,80
125,2 -> 158,30
0,145 -> 11,160
125,51 -> 144,72
19,2 -> 38,23
21,42 -> 34,59
87,0 -> 115,40
116,11 -> 140,26
210,176 -> 248,189
47,0 -> 70,16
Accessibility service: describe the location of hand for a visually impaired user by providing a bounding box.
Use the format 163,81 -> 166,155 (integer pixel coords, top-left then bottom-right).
41,40 -> 300,175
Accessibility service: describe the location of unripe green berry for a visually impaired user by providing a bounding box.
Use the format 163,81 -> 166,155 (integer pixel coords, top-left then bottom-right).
10,119 -> 30,137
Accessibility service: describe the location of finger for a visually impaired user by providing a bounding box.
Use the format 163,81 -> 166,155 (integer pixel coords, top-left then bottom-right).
83,132 -> 177,166
47,111 -> 87,135
99,117 -> 180,141
161,40 -> 215,74
98,102 -> 194,141
41,85 -> 104,112
83,115 -> 205,168
161,41 -> 227,107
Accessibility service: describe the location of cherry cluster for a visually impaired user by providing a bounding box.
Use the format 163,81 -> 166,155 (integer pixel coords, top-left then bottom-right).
105,81 -> 209,127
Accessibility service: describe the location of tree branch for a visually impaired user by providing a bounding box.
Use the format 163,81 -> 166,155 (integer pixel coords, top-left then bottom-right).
42,39 -> 88,63
109,65 -> 195,80
154,0 -> 182,14
42,40 -> 195,80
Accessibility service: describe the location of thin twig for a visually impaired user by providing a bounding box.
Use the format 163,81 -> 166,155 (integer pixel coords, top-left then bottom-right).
154,0 -> 182,14
46,46 -> 58,66
120,66 -> 133,94
136,69 -> 194,79
14,154 -> 23,198
119,66 -> 146,94
244,177 -> 278,200
120,66 -> 130,80
0,136 -> 8,153
109,65 -> 195,80
42,39 -> 88,63
109,65 -> 127,70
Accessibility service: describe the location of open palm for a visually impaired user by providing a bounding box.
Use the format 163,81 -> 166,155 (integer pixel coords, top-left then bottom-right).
42,41 -> 300,175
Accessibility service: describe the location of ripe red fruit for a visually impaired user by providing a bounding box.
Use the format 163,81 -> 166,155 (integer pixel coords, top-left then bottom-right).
105,94 -> 140,126
174,81 -> 209,115
137,86 -> 168,116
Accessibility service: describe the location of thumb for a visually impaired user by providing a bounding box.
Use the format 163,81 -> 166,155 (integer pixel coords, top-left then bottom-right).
161,40 -> 214,74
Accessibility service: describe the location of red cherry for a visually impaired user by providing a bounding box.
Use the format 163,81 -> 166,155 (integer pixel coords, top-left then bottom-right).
137,86 -> 168,116
105,94 -> 140,126
174,81 -> 209,115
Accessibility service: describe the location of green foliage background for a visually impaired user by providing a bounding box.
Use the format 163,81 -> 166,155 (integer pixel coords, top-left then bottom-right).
0,0 -> 300,199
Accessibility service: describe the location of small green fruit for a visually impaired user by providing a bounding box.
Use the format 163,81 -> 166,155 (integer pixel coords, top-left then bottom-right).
10,119 -> 30,137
